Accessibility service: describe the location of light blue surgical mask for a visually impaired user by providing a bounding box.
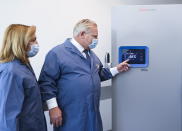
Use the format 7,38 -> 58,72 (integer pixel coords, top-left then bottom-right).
27,44 -> 39,57
88,39 -> 98,49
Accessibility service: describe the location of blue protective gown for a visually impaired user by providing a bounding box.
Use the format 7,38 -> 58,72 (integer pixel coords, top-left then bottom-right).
0,59 -> 47,131
39,38 -> 112,131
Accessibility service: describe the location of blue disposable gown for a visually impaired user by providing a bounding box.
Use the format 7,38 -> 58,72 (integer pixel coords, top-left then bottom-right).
39,38 -> 112,131
0,60 -> 47,131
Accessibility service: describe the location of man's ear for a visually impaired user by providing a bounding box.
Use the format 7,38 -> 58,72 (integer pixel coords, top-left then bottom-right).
80,31 -> 86,39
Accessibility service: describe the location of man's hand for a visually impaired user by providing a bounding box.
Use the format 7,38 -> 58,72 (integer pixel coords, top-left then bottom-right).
117,59 -> 130,72
49,107 -> 62,127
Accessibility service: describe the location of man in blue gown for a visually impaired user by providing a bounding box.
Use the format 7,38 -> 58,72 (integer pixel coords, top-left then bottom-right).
39,19 -> 129,131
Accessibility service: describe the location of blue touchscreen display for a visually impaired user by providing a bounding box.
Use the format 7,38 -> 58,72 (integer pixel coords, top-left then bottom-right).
119,46 -> 149,67
122,49 -> 145,64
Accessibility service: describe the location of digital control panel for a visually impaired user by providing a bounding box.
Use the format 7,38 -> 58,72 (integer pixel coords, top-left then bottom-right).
119,46 -> 149,67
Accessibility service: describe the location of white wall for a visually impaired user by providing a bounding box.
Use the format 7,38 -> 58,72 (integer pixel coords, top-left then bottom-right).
0,0 -> 122,131
0,0 -> 122,77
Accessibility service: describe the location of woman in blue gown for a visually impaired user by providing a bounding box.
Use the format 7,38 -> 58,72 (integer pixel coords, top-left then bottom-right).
0,24 -> 47,131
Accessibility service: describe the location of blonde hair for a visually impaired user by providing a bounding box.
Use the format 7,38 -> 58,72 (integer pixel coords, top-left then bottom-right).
0,24 -> 36,64
73,19 -> 97,37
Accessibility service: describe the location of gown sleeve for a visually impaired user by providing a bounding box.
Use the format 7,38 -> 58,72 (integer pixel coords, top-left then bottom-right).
0,72 -> 24,131
38,51 -> 61,102
98,61 -> 113,81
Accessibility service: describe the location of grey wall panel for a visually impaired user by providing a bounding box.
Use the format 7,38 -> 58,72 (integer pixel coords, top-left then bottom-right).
101,86 -> 112,100
112,5 -> 182,131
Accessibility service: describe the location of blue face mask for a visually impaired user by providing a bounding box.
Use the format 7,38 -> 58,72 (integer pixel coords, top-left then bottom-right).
88,39 -> 98,49
27,44 -> 39,57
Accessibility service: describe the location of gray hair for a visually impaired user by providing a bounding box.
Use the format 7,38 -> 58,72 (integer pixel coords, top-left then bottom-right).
73,19 -> 97,37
